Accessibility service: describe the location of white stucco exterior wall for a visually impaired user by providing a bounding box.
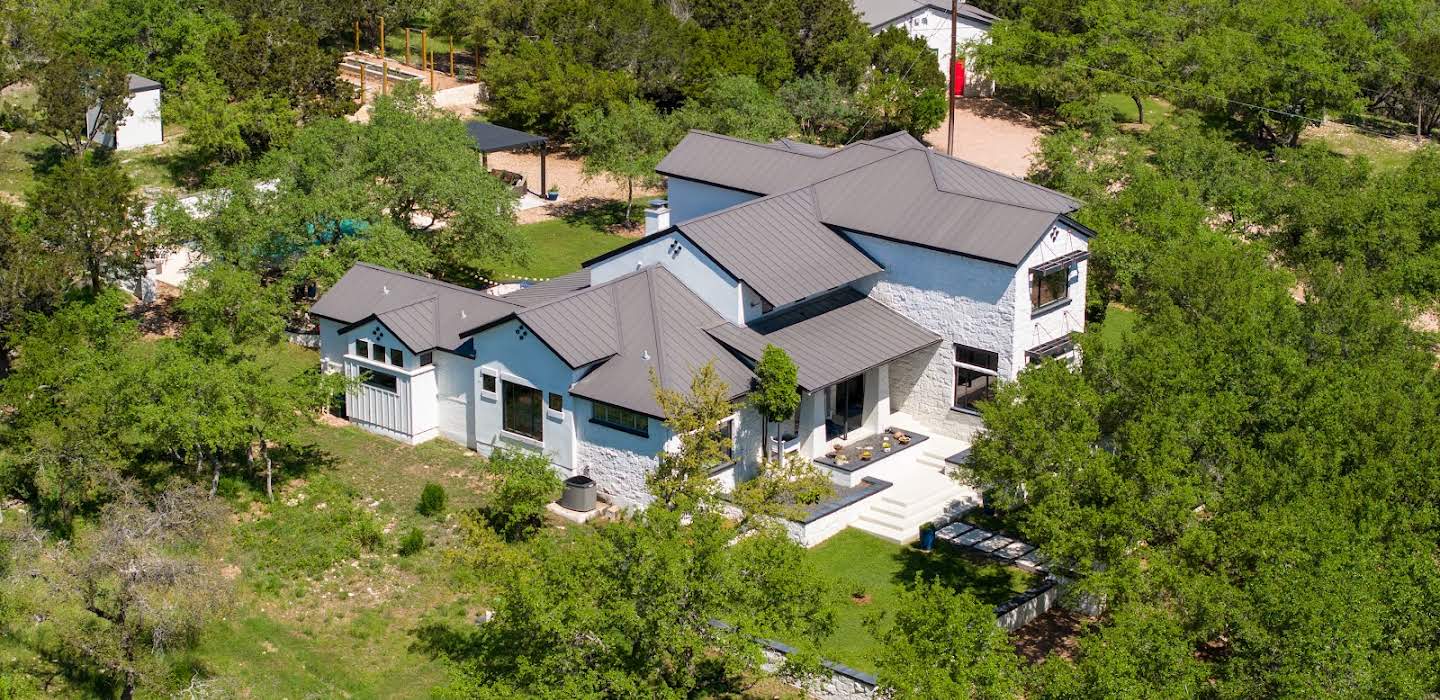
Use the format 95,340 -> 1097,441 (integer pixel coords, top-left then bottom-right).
587,232 -> 746,324
666,176 -> 759,223
89,87 -> 163,151
434,351 -> 475,446
331,318 -> 439,444
873,7 -> 993,96
844,231 -> 1015,438
1011,222 -> 1089,371
468,319 -> 578,472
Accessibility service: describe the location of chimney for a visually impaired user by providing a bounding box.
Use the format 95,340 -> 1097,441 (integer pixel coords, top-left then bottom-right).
644,199 -> 670,236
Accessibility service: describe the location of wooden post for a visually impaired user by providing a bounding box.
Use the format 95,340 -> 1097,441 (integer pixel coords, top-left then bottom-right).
449,37 -> 455,76
380,16 -> 385,58
946,0 -> 958,156
405,28 -> 411,65
359,59 -> 365,100
354,21 -> 360,53
383,62 -> 388,94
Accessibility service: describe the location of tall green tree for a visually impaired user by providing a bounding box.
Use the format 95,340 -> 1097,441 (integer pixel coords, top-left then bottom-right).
750,344 -> 800,464
29,53 -> 132,157
873,577 -> 1022,700
571,99 -> 678,224
673,75 -> 797,142
28,155 -> 148,294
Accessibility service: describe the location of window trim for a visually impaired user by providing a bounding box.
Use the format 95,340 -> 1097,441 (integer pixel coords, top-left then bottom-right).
547,391 -> 564,416
388,347 -> 404,367
417,351 -> 433,367
952,343 -> 998,414
354,339 -> 369,358
501,380 -> 544,442
370,343 -> 387,363
590,401 -> 650,438
480,368 -> 499,398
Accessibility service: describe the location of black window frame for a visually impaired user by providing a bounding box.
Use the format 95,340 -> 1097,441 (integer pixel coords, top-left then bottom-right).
1030,266 -> 1070,312
953,343 -> 998,413
715,416 -> 736,460
481,371 -> 497,394
590,401 -> 650,438
389,347 -> 404,367
362,370 -> 398,393
501,381 -> 544,441
371,342 -> 387,362
547,392 -> 564,413
417,351 -> 433,367
354,339 -> 369,358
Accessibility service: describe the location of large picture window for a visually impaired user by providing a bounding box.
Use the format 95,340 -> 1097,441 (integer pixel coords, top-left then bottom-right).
953,344 -> 998,413
1030,267 -> 1069,310
591,401 -> 649,438
502,381 -> 544,441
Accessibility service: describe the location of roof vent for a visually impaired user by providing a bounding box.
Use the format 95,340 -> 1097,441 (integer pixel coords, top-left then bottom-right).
642,350 -> 651,361
382,285 -> 390,295
461,309 -> 467,319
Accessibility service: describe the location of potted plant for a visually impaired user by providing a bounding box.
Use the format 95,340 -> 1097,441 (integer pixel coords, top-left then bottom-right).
546,185 -> 560,201
881,439 -> 892,453
860,449 -> 873,461
918,522 -> 937,551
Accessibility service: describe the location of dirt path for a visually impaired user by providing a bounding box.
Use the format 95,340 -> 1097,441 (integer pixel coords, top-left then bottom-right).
484,148 -> 663,224
923,97 -> 1048,177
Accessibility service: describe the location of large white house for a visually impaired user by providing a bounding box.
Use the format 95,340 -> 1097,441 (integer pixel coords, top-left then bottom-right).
853,0 -> 998,96
311,130 -> 1090,543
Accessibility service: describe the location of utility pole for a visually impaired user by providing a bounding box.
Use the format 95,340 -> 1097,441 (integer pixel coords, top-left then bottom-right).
946,0 -> 958,156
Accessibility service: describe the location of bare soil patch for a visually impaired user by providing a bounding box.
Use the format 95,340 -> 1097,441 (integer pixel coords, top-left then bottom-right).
1011,607 -> 1091,663
923,97 -> 1048,177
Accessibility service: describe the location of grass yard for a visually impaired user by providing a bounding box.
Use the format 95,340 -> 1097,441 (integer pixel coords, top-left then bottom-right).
1098,93 -> 1176,126
804,529 -> 1039,673
1098,304 -> 1137,349
496,199 -> 652,280
1306,122 -> 1419,171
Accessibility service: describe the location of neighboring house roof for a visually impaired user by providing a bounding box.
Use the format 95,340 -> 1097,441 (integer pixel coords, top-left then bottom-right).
465,265 -> 753,418
128,74 -> 162,93
670,187 -> 883,308
706,288 -> 941,391
310,263 -> 521,352
653,129 -> 1084,267
851,0 -> 998,29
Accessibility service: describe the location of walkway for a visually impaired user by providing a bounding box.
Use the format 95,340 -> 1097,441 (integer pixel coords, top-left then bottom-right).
841,413 -> 980,543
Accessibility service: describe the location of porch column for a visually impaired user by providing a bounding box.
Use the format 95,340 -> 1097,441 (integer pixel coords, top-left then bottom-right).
797,390 -> 828,460
862,364 -> 890,434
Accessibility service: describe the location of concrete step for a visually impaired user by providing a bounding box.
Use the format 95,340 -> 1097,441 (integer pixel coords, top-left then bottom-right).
853,513 -> 914,543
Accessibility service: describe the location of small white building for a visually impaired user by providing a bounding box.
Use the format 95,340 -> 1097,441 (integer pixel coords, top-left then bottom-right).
853,0 -> 998,96
88,74 -> 163,151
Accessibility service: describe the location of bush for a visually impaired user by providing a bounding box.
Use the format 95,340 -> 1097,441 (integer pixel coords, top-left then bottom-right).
418,482 -> 447,517
352,512 -> 385,553
398,527 -> 426,556
484,449 -> 562,541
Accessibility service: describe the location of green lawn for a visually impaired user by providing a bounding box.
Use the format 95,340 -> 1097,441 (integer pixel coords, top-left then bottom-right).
1098,304 -> 1137,348
498,210 -> 638,281
1098,93 -> 1176,126
1307,124 -> 1418,171
804,529 -> 1039,673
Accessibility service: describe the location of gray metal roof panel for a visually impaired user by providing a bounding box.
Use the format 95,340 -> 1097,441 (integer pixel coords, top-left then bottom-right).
495,269 -> 592,307
375,297 -> 438,350
310,263 -> 521,351
706,289 -> 940,391
128,74 -> 162,92
564,267 -> 752,417
658,131 -> 900,198
676,187 -> 882,306
851,0 -> 998,28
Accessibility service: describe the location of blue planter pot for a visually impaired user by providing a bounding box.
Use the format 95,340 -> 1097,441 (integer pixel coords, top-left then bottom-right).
918,527 -> 936,551
546,191 -> 559,201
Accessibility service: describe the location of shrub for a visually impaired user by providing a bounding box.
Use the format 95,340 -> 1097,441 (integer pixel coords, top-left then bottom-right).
418,482 -> 447,517
398,527 -> 426,556
352,512 -> 385,553
484,449 -> 562,540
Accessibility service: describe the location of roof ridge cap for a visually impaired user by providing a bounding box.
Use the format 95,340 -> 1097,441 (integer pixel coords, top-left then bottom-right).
925,149 -> 1081,210
642,267 -> 666,385
353,262 -> 526,307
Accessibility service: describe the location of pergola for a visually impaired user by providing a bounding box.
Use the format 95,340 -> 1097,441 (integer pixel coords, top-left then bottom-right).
465,120 -> 548,195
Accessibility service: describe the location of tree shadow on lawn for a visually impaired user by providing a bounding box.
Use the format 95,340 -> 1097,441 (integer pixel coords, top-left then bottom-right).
215,442 -> 341,502
891,545 -> 1027,605
556,196 -> 648,233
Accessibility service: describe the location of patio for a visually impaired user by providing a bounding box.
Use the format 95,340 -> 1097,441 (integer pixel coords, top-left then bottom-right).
814,426 -> 930,473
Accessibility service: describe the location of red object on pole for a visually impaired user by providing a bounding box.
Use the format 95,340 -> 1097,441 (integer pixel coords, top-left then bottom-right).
946,0 -> 958,155
953,60 -> 966,97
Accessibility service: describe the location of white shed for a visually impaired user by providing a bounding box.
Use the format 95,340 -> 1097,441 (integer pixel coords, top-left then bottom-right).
88,73 -> 163,151
852,0 -> 997,97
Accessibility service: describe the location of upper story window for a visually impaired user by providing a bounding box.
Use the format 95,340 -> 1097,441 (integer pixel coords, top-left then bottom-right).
953,344 -> 998,413
591,401 -> 650,438
388,347 -> 404,367
371,342 -> 386,363
418,351 -> 433,367
354,339 -> 369,357
1030,267 -> 1069,311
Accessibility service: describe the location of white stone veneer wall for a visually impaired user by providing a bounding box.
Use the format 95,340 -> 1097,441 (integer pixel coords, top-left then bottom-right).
846,231 -> 1016,438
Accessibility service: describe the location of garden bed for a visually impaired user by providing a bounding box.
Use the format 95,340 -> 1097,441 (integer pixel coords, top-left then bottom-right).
814,428 -> 929,473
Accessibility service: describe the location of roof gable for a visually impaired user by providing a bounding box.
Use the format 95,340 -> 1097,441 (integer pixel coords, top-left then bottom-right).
310,263 -> 520,352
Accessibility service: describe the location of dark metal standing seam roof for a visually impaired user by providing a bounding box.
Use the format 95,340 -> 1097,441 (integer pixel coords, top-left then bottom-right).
675,187 -> 882,307
309,263 -> 522,352
465,121 -> 548,153
127,74 -> 162,92
656,131 -> 902,196
705,288 -> 941,391
496,270 -> 592,307
467,266 -> 754,418
851,0 -> 999,28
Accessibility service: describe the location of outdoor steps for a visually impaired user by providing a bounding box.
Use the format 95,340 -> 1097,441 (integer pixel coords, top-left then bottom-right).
850,450 -> 975,543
